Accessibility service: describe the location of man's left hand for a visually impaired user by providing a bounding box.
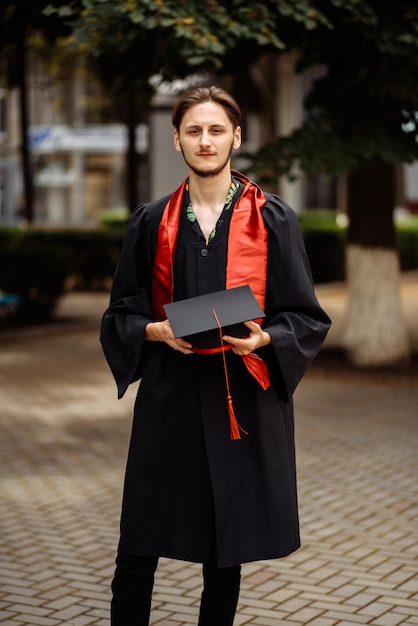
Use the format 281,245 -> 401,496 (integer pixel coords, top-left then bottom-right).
223,321 -> 271,355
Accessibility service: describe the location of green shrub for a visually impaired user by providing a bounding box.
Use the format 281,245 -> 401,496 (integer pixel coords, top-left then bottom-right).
24,230 -> 123,290
0,227 -> 124,324
298,212 -> 346,283
396,216 -> 418,271
98,208 -> 129,232
0,213 -> 417,326
0,235 -> 71,324
298,212 -> 418,282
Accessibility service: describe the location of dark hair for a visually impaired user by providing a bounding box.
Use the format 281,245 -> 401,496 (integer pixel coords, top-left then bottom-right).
171,86 -> 241,131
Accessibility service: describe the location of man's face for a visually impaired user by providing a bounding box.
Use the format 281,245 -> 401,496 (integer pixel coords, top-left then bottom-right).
174,101 -> 241,178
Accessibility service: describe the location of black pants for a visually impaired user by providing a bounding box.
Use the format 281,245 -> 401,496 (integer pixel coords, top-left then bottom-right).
111,554 -> 241,626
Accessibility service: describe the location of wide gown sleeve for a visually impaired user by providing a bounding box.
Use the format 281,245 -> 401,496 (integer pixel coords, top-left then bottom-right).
100,205 -> 156,399
260,195 -> 331,401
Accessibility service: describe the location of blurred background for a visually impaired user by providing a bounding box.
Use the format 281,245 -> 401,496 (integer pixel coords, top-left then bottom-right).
1,0 -> 417,368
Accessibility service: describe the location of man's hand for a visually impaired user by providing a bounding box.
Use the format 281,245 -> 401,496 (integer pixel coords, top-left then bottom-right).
145,320 -> 193,354
223,321 -> 271,356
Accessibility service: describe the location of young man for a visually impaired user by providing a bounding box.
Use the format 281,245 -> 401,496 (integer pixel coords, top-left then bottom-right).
101,86 -> 331,626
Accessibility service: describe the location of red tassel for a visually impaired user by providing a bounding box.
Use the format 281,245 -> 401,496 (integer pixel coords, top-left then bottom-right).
228,395 -> 241,440
212,308 -> 248,440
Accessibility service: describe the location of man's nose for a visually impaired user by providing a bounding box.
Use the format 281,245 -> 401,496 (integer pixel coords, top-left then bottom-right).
199,131 -> 211,146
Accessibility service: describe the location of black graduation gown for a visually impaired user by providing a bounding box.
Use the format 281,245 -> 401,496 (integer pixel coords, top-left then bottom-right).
100,186 -> 331,568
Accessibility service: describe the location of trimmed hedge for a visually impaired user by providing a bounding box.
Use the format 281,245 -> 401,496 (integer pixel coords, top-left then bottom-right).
0,232 -> 71,324
0,228 -> 121,324
0,214 -> 417,325
298,212 -> 346,283
24,229 -> 123,290
396,216 -> 418,271
299,212 -> 418,280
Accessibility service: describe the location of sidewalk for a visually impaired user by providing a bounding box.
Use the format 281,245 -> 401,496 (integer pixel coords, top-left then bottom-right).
0,278 -> 417,625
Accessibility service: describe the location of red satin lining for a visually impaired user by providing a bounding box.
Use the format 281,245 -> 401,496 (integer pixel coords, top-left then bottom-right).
226,172 -> 268,313
191,344 -> 235,355
152,179 -> 187,320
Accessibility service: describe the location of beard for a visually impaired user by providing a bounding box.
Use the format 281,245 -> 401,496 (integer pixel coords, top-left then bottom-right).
179,141 -> 234,178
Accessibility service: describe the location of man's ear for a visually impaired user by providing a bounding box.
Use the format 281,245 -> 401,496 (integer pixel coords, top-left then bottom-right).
174,129 -> 182,153
233,126 -> 242,150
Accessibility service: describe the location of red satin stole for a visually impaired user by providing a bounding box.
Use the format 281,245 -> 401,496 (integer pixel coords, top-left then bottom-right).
152,171 -> 271,395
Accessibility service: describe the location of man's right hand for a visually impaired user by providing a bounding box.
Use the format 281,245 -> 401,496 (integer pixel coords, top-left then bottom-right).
145,320 -> 193,354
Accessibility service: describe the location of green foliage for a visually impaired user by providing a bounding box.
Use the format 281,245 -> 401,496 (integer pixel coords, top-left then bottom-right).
4,1 -> 417,180
21,229 -> 123,290
0,227 -> 123,324
98,209 -> 129,232
0,232 -> 71,323
0,0 -> 78,84
44,0 -> 286,84
297,213 -> 418,282
40,0 -> 347,101
297,211 -> 344,231
298,212 -> 346,283
397,217 -> 418,271
247,1 -> 418,180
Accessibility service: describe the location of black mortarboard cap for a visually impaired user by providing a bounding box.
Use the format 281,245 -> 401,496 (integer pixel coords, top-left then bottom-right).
163,285 -> 265,350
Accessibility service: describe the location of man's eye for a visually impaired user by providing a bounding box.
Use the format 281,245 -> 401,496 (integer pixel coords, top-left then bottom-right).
189,129 -> 200,135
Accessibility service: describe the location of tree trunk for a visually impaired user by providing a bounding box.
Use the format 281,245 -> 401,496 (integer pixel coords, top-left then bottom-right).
343,159 -> 410,366
125,93 -> 150,211
126,92 -> 138,212
17,33 -> 34,224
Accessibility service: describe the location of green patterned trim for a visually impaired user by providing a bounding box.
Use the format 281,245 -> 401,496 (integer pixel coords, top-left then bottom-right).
186,179 -> 239,243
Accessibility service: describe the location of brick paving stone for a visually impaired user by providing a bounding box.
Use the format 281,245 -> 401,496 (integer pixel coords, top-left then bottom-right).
0,612 -> 20,622
402,581 -> 418,595
322,611 -> 373,623
243,570 -> 278,586
306,619 -> 339,626
1,286 -> 418,625
344,591 -> 382,607
240,606 -> 289,621
288,606 -> 326,622
61,617 -> 99,626
232,616 -> 253,626
262,587 -> 300,603
153,619 -> 184,626
2,594 -> 45,608
357,601 -> 395,617
248,616 -> 288,626
371,612 -> 411,626
162,607 -> 199,620
10,614 -> 60,626
335,622 -> 371,626
312,600 -> 360,614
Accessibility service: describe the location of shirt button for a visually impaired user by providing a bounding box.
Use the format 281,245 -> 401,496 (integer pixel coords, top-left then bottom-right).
200,248 -> 208,257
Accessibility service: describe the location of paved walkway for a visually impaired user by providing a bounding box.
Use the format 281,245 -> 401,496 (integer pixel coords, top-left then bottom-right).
0,279 -> 417,625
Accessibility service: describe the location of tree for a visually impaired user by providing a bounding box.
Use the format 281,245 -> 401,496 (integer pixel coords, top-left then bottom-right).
47,0 -> 338,208
0,1 -> 80,223
45,0 -> 290,208
247,1 -> 418,367
2,0 -> 334,218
